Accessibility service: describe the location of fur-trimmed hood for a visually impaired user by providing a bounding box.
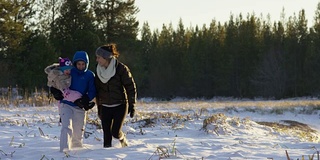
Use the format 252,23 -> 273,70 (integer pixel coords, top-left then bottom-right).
44,63 -> 60,75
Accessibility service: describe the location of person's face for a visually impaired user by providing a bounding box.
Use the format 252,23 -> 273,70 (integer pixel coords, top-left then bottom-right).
76,61 -> 86,70
96,55 -> 109,67
63,69 -> 71,75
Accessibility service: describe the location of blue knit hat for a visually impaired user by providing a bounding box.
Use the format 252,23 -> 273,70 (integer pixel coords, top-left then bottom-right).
59,57 -> 73,72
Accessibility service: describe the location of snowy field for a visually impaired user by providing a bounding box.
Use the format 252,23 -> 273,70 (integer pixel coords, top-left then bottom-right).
0,97 -> 320,160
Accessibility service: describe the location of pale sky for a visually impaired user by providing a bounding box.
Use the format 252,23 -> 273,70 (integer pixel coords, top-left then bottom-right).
135,0 -> 319,31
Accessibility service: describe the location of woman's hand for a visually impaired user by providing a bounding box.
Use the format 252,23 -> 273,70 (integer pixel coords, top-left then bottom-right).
128,104 -> 135,118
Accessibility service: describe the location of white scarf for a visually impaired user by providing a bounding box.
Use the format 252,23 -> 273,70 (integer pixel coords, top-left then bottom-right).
96,58 -> 116,83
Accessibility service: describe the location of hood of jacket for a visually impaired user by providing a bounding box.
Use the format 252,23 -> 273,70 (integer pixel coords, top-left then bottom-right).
72,51 -> 89,72
44,63 -> 60,75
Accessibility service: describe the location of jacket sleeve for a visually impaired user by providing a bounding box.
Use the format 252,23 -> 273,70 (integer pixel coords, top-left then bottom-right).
120,64 -> 137,104
46,71 -> 55,87
87,73 -> 96,101
47,70 -> 62,90
59,75 -> 71,91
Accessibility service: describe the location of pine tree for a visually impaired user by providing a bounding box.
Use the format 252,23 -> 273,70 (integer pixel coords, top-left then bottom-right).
305,2 -> 320,95
136,22 -> 152,96
36,0 -> 63,36
284,10 -> 308,97
93,0 -> 139,44
0,0 -> 35,86
51,0 -> 98,57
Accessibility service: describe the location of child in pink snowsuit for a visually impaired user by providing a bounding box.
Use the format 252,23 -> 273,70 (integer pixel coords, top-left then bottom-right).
45,57 -> 82,102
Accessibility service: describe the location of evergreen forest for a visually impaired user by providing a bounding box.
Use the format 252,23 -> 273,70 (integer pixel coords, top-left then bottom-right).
2,0 -> 320,99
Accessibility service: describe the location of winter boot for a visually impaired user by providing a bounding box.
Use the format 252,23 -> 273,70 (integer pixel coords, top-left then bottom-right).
104,144 -> 112,148
119,136 -> 128,147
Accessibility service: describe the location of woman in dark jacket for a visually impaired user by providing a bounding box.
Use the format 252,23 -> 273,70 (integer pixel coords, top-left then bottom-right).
95,43 -> 137,148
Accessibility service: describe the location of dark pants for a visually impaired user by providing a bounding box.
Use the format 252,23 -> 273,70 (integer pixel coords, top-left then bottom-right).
101,104 -> 127,147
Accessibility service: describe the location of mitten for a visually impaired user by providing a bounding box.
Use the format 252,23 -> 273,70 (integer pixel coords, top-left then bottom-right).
128,104 -> 135,118
50,87 -> 64,100
74,94 -> 90,109
83,101 -> 95,111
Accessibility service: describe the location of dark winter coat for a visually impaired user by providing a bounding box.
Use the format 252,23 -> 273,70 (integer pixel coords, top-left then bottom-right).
95,60 -> 137,107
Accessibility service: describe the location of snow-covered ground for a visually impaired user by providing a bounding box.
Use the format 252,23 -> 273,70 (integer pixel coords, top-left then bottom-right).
0,98 -> 320,160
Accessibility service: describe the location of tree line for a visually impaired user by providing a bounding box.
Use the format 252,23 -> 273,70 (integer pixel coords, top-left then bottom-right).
1,0 -> 320,99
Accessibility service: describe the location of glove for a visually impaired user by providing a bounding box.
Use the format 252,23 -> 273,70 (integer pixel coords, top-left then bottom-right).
50,87 -> 64,100
128,104 -> 135,118
74,94 -> 90,110
84,102 -> 95,111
